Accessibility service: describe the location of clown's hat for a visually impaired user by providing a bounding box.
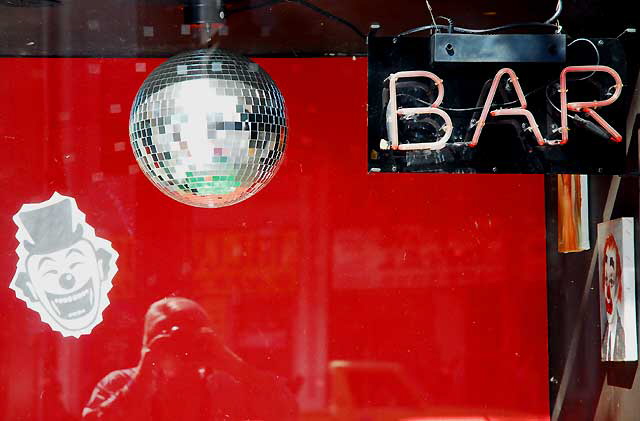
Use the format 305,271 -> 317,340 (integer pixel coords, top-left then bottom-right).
19,199 -> 83,255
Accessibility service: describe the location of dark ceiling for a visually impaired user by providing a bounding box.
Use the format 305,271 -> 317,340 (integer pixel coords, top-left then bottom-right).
0,0 -> 636,56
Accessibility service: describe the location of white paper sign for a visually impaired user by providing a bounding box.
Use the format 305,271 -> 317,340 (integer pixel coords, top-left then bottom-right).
9,192 -> 118,337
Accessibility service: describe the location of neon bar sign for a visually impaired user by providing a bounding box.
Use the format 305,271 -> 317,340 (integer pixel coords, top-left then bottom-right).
383,66 -> 623,151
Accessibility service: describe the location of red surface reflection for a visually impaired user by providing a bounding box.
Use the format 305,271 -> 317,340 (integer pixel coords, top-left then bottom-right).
0,57 -> 548,420
82,297 -> 296,420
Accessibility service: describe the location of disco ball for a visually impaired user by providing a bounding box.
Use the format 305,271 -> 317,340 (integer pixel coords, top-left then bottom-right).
129,49 -> 287,208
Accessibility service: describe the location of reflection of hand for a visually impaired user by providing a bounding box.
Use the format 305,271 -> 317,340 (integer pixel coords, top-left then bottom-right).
135,333 -> 172,392
200,331 -> 265,384
200,329 -> 244,373
138,327 -> 249,382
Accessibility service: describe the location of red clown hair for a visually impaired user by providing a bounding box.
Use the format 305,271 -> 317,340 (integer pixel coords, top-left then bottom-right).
603,233 -> 623,302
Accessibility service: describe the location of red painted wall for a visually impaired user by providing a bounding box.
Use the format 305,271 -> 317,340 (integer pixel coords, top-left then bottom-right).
0,57 -> 549,420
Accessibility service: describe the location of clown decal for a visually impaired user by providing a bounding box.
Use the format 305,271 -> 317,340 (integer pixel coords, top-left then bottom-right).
9,192 -> 118,337
598,218 -> 637,361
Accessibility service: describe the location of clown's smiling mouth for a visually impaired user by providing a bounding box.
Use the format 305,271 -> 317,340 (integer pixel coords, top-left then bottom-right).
45,281 -> 94,320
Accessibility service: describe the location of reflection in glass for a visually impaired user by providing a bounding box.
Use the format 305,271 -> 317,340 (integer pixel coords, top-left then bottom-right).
82,297 -> 297,421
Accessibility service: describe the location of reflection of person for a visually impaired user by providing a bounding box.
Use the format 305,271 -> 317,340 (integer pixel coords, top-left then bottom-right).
601,234 -> 626,360
82,297 -> 297,420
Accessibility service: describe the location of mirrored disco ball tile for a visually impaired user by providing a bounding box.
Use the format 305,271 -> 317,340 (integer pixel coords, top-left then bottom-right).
129,49 -> 287,208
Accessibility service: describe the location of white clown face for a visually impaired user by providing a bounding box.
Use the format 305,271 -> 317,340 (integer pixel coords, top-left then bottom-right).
25,239 -> 104,332
10,192 -> 118,337
604,247 -> 619,325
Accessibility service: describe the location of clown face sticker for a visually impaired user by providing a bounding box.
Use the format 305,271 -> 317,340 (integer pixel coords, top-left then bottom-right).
10,192 -> 118,337
598,217 -> 637,361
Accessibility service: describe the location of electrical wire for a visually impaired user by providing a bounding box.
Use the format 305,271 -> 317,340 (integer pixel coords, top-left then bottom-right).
396,22 -> 558,39
395,25 -> 449,38
227,0 -> 561,41
453,22 -> 559,34
544,38 -> 601,121
396,83 -> 548,113
566,38 -> 600,81
225,0 -> 280,14
425,0 -> 439,33
436,16 -> 453,33
544,82 -> 577,121
226,0 -> 366,40
616,28 -> 637,39
396,0 -> 563,38
544,0 -> 563,24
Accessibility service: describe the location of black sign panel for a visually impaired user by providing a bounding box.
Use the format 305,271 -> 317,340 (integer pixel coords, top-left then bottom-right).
368,35 -> 638,174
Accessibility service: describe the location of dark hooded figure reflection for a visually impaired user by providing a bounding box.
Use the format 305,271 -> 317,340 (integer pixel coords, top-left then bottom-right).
83,297 -> 298,421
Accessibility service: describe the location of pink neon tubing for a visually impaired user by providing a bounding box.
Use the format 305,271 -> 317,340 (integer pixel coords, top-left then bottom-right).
396,107 -> 453,150
584,108 -> 622,142
472,66 -> 623,147
470,68 -> 527,147
387,71 -> 452,151
491,108 -> 547,146
554,66 -> 623,144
